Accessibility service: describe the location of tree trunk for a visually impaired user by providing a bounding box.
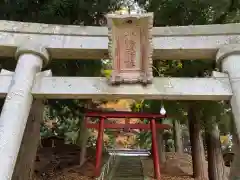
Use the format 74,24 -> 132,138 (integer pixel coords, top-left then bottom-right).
188,105 -> 207,180
229,113 -> 240,180
174,120 -> 183,154
78,100 -> 92,166
78,119 -> 89,166
12,100 -> 44,180
206,119 -> 227,180
157,130 -> 166,164
229,135 -> 240,180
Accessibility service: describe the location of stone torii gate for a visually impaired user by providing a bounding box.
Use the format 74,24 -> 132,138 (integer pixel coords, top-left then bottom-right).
0,12 -> 240,180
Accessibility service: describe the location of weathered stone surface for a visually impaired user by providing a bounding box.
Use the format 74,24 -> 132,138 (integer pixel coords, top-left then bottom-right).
109,156 -> 144,180
0,76 -> 232,100
12,100 -> 44,180
0,20 -> 240,59
106,13 -> 153,85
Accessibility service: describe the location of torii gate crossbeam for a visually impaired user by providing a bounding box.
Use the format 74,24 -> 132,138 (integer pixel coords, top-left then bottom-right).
0,71 -> 233,100
0,21 -> 239,60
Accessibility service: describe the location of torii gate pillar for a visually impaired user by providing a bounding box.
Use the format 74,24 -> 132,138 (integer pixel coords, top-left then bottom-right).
0,44 -> 50,180
217,44 -> 240,179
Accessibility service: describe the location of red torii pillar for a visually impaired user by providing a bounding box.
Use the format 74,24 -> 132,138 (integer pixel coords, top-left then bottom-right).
84,110 -> 169,180
151,118 -> 161,179
95,117 -> 105,176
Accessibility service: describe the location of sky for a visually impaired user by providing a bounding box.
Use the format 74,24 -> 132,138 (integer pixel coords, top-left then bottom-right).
123,0 -> 144,13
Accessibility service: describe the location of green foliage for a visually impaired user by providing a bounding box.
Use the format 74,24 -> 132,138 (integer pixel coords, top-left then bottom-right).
131,99 -> 176,148
104,129 -> 116,148
49,60 -> 102,77
0,0 -> 122,25
40,125 -> 54,138
102,69 -> 112,78
137,131 -> 152,148
42,100 -> 83,143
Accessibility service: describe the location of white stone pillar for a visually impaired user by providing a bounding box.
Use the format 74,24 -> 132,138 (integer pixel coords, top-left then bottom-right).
12,70 -> 52,180
216,44 -> 240,179
0,44 -> 49,180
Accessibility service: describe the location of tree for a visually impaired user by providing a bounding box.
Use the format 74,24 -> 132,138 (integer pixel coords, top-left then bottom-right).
174,119 -> 183,154
202,101 -> 230,180
188,102 -> 208,179
205,117 -> 228,180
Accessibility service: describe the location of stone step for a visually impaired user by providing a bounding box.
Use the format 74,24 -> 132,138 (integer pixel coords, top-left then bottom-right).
115,168 -> 142,173
114,177 -> 144,180
117,165 -> 142,168
114,174 -> 143,177
109,156 -> 144,180
116,166 -> 142,170
115,168 -> 142,171
115,170 -> 142,173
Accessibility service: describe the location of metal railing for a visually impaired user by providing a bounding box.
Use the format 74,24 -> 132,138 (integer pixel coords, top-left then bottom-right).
108,149 -> 151,156
96,150 -> 117,180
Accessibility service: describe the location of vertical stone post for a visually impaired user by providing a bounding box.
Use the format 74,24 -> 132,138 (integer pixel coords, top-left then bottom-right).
0,44 -> 49,180
12,100 -> 44,180
12,70 -> 52,180
216,44 -> 240,179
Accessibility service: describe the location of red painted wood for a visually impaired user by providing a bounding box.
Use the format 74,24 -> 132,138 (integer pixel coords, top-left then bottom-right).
124,118 -> 130,132
86,123 -> 171,130
85,110 -> 167,118
84,110 -> 168,178
150,118 -> 161,180
95,117 -> 105,177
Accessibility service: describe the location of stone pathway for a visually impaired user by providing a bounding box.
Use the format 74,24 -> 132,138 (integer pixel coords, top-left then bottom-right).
109,156 -> 144,180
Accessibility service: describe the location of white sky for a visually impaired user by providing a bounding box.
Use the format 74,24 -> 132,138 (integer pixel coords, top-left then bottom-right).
123,0 -> 144,13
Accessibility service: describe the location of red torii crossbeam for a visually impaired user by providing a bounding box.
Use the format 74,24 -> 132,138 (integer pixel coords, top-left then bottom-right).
84,110 -> 171,180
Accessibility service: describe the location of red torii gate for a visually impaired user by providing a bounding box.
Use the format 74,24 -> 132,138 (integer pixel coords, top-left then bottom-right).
84,110 -> 171,180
